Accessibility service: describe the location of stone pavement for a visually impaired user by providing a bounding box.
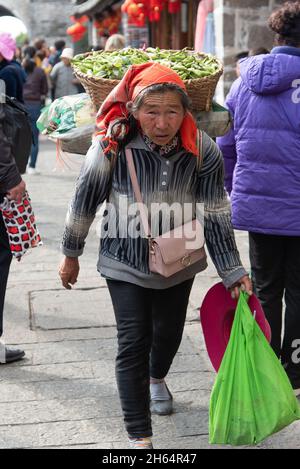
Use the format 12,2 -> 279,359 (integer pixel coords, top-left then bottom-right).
1,137 -> 299,449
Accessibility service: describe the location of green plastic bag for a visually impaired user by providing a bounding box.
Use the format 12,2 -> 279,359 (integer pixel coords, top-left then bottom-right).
209,291 -> 300,446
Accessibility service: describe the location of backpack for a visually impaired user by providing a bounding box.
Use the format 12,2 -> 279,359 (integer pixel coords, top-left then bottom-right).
3,96 -> 32,174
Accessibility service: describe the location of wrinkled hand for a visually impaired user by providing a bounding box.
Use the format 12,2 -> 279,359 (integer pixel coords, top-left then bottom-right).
59,257 -> 80,290
47,120 -> 58,133
229,275 -> 253,300
7,180 -> 26,203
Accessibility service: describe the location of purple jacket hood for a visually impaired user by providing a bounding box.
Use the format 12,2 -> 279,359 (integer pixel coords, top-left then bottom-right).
239,52 -> 300,95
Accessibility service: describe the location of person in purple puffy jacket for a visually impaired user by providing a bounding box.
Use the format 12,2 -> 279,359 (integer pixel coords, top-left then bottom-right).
217,1 -> 300,396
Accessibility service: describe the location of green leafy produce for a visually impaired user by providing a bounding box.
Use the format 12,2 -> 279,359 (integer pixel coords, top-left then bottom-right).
71,48 -> 221,81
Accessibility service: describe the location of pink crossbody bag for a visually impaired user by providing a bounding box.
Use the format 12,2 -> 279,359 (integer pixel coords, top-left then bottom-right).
125,132 -> 206,278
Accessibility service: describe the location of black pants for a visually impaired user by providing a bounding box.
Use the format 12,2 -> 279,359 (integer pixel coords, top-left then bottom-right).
249,233 -> 300,385
106,277 -> 194,438
0,212 -> 12,338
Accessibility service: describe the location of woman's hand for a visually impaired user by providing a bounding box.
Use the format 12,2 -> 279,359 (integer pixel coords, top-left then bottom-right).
59,256 -> 80,290
229,275 -> 253,300
47,120 -> 58,133
7,180 -> 26,203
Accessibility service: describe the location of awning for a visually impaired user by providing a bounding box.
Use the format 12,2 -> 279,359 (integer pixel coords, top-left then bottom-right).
73,0 -> 119,16
0,6 -> 15,17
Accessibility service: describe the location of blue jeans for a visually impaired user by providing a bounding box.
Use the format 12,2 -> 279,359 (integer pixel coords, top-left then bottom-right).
25,103 -> 41,169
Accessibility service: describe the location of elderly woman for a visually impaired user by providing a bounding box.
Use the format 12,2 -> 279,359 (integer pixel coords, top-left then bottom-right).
59,62 -> 251,449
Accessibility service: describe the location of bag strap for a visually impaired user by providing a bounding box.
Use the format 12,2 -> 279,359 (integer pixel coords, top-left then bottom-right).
125,130 -> 203,239
196,129 -> 203,174
125,148 -> 151,238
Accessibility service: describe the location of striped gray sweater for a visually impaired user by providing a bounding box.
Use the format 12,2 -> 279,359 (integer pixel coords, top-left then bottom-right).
62,131 -> 247,289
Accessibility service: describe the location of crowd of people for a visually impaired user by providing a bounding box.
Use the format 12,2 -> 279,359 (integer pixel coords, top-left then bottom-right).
0,36 -> 72,173
0,33 -> 127,174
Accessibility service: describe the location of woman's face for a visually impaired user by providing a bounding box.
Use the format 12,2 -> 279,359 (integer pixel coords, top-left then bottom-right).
133,91 -> 185,146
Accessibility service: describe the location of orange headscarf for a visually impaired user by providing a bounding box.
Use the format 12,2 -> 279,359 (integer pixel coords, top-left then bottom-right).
96,62 -> 198,157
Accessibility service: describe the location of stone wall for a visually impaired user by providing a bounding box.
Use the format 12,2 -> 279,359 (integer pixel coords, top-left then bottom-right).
0,0 -> 74,46
223,0 -> 293,93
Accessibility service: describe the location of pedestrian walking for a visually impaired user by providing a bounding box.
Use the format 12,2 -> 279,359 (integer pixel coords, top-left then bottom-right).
49,40 -> 66,67
217,1 -> 300,396
50,48 -> 78,100
0,33 -> 26,103
0,103 -> 26,364
234,51 -> 249,78
23,58 -> 48,174
59,62 -> 251,449
104,34 -> 125,51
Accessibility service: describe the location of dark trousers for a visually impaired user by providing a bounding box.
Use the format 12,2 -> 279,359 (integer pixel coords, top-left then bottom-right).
106,277 -> 194,438
26,103 -> 41,169
0,212 -> 12,337
249,232 -> 300,384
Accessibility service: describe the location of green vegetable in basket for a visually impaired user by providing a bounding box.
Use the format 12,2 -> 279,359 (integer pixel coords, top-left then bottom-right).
71,48 -> 221,81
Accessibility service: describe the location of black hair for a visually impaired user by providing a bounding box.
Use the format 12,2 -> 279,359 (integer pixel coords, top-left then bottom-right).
54,40 -> 66,51
249,47 -> 270,56
23,46 -> 36,59
235,51 -> 249,62
23,58 -> 36,74
34,38 -> 46,50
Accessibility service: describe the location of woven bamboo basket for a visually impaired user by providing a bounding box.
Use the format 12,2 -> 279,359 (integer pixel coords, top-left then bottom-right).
60,134 -> 92,155
53,128 -> 93,155
72,51 -> 223,112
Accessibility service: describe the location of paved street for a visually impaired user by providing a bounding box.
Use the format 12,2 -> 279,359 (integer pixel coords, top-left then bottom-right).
1,137 -> 299,449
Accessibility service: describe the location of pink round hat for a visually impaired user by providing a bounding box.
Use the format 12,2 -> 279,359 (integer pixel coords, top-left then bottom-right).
0,33 -> 16,61
200,282 -> 271,372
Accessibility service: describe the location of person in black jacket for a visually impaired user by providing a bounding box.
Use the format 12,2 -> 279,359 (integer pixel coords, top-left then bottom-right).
0,103 -> 26,364
0,32 -> 26,103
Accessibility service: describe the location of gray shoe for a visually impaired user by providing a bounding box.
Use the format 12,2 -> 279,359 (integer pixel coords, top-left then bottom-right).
0,347 -> 25,364
128,437 -> 153,449
150,382 -> 173,416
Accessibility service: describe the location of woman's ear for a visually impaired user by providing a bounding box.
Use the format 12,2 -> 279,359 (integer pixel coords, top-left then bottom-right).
126,101 -> 134,112
127,101 -> 139,119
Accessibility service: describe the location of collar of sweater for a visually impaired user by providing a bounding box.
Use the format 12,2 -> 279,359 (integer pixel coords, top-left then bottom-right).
142,133 -> 179,156
125,132 -> 181,156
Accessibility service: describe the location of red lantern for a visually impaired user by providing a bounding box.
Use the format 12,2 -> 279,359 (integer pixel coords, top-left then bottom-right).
168,0 -> 181,14
148,0 -> 164,22
94,8 -> 122,37
70,15 -> 89,24
67,15 -> 88,42
122,0 -> 148,27
67,23 -> 86,35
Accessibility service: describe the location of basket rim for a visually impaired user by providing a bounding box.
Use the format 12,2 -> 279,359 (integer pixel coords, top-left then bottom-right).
71,49 -> 223,85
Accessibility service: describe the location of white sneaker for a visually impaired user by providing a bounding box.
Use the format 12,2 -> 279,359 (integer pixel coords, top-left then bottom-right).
27,167 -> 40,175
294,388 -> 300,397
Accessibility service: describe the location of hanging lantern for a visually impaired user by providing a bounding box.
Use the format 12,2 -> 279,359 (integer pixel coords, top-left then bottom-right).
70,15 -> 89,24
66,22 -> 87,42
122,0 -> 148,27
67,23 -> 87,36
168,0 -> 181,14
67,15 -> 88,43
148,0 -> 164,22
94,8 -> 122,37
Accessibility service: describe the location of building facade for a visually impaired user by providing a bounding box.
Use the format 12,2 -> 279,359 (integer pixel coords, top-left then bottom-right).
0,0 -> 74,45
221,0 -> 286,93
